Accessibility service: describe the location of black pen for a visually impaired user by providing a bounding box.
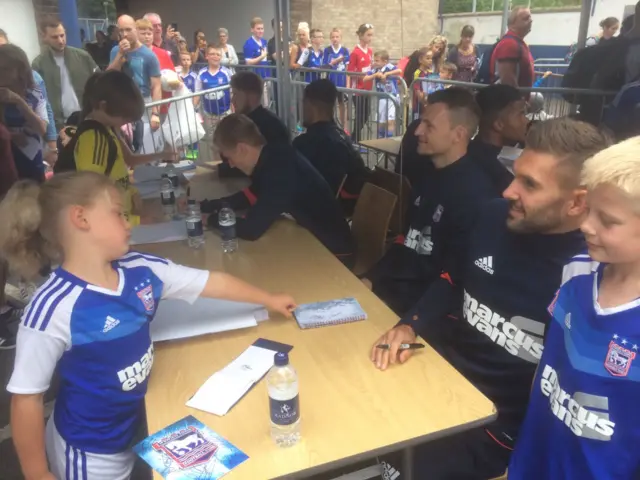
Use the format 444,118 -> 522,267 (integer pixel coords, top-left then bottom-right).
376,343 -> 425,350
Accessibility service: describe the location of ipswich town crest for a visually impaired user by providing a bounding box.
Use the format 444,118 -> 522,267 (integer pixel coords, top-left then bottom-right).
136,281 -> 155,313
605,336 -> 637,377
152,426 -> 218,469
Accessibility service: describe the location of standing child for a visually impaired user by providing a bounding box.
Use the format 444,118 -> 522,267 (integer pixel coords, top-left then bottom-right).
508,136 -> 640,480
178,51 -> 197,93
364,50 -> 402,137
412,47 -> 437,120
194,45 -> 232,158
306,29 -> 325,83
61,71 -> 176,227
347,23 -> 374,143
1,171 -> 296,480
323,28 -> 350,132
0,44 -> 48,182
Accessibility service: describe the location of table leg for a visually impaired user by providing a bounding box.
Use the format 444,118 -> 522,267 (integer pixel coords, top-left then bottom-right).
402,446 -> 414,480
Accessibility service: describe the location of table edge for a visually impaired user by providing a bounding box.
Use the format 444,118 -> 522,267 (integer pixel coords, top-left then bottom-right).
268,410 -> 498,480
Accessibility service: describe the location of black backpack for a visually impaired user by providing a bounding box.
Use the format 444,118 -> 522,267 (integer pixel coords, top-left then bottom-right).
54,119 -> 118,176
476,34 -> 523,85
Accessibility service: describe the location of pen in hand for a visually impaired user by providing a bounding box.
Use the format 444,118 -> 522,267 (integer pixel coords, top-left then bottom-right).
376,343 -> 425,351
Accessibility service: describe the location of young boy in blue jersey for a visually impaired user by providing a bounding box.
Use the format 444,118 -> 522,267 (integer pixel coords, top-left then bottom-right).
242,17 -> 269,79
364,50 -> 402,137
323,28 -> 350,131
305,28 -> 325,83
194,45 -> 232,160
509,136 -> 640,480
2,171 -> 295,480
178,51 -> 196,93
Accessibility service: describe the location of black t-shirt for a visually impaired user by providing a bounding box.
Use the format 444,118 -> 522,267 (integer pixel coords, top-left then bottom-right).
467,138 -> 514,195
293,121 -> 371,215
401,199 -> 585,448
369,153 -> 497,315
206,143 -> 354,257
247,106 -> 290,145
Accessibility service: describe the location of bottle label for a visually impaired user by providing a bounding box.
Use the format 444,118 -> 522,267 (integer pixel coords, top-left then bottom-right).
187,219 -> 203,237
220,224 -> 236,241
161,191 -> 175,205
269,394 -> 300,426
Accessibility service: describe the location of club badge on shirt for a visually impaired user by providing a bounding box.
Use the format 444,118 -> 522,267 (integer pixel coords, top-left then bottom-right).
136,281 -> 155,312
605,335 -> 637,377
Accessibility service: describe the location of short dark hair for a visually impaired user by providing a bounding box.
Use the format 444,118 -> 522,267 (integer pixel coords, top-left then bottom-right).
304,79 -> 337,116
230,71 -> 264,97
82,71 -> 145,122
39,15 -> 63,33
475,84 -> 523,126
426,87 -> 481,138
213,114 -> 266,151
526,117 -> 613,188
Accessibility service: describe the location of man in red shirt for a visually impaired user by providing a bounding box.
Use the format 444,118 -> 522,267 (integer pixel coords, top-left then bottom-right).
490,7 -> 534,87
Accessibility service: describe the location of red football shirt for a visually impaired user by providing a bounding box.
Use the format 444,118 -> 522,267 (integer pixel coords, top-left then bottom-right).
152,46 -> 176,113
489,31 -> 534,88
348,45 -> 373,91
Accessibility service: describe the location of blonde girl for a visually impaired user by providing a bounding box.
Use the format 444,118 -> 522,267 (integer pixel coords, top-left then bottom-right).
2,172 -> 296,480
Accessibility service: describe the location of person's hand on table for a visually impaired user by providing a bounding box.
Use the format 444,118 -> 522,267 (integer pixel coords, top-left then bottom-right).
160,150 -> 180,163
370,324 -> 417,370
266,294 -> 297,318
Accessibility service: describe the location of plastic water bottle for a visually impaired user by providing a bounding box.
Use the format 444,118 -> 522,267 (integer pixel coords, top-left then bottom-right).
185,200 -> 205,249
218,204 -> 238,253
267,352 -> 301,447
160,175 -> 177,219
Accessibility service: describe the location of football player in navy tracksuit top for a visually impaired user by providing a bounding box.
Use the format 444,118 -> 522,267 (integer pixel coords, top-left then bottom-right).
510,137 -> 640,480
3,171 -> 296,480
364,88 -> 498,316
293,80 -> 370,216
202,113 -> 355,268
371,118 -> 612,479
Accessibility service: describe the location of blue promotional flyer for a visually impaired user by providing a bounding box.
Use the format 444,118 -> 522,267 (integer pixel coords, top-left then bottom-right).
133,415 -> 248,479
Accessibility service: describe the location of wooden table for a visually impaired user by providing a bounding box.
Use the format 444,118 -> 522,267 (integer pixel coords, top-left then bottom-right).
360,137 -> 402,170
138,171 -> 496,480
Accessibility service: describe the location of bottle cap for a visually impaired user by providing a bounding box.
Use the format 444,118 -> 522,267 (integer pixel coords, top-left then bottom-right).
274,352 -> 289,366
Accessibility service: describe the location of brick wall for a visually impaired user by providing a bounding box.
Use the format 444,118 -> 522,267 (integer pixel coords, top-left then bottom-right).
290,0 -> 312,37
308,0 -> 439,59
32,0 -> 59,22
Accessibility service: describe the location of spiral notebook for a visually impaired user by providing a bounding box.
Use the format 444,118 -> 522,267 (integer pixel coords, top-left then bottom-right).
294,297 -> 367,329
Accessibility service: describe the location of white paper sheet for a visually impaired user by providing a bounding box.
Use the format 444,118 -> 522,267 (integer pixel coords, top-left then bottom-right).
133,164 -> 167,183
157,160 -> 196,170
129,221 -> 187,245
186,345 -> 278,416
151,297 -> 267,342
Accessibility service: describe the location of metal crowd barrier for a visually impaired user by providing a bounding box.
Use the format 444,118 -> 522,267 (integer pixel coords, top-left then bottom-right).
141,64 -> 615,167
407,77 -> 614,124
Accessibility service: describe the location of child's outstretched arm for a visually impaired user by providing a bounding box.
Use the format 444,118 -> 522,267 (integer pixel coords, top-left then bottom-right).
385,68 -> 403,78
11,394 -> 54,480
202,272 -> 296,317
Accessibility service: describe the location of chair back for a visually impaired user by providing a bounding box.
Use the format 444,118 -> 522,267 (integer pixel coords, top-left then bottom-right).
368,166 -> 411,234
351,183 -> 397,276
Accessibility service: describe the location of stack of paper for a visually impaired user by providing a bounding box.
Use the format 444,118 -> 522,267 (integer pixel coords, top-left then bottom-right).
151,297 -> 268,343
187,340 -> 293,416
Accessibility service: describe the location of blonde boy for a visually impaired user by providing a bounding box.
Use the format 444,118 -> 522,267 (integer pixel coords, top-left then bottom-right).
364,50 -> 402,137
509,136 -> 640,479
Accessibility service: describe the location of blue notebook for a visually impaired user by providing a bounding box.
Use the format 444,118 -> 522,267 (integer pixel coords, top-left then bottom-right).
293,297 -> 367,329
133,415 -> 248,479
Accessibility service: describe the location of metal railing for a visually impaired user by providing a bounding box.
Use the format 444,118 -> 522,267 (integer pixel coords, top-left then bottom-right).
140,64 -> 615,167
407,77 -> 614,123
